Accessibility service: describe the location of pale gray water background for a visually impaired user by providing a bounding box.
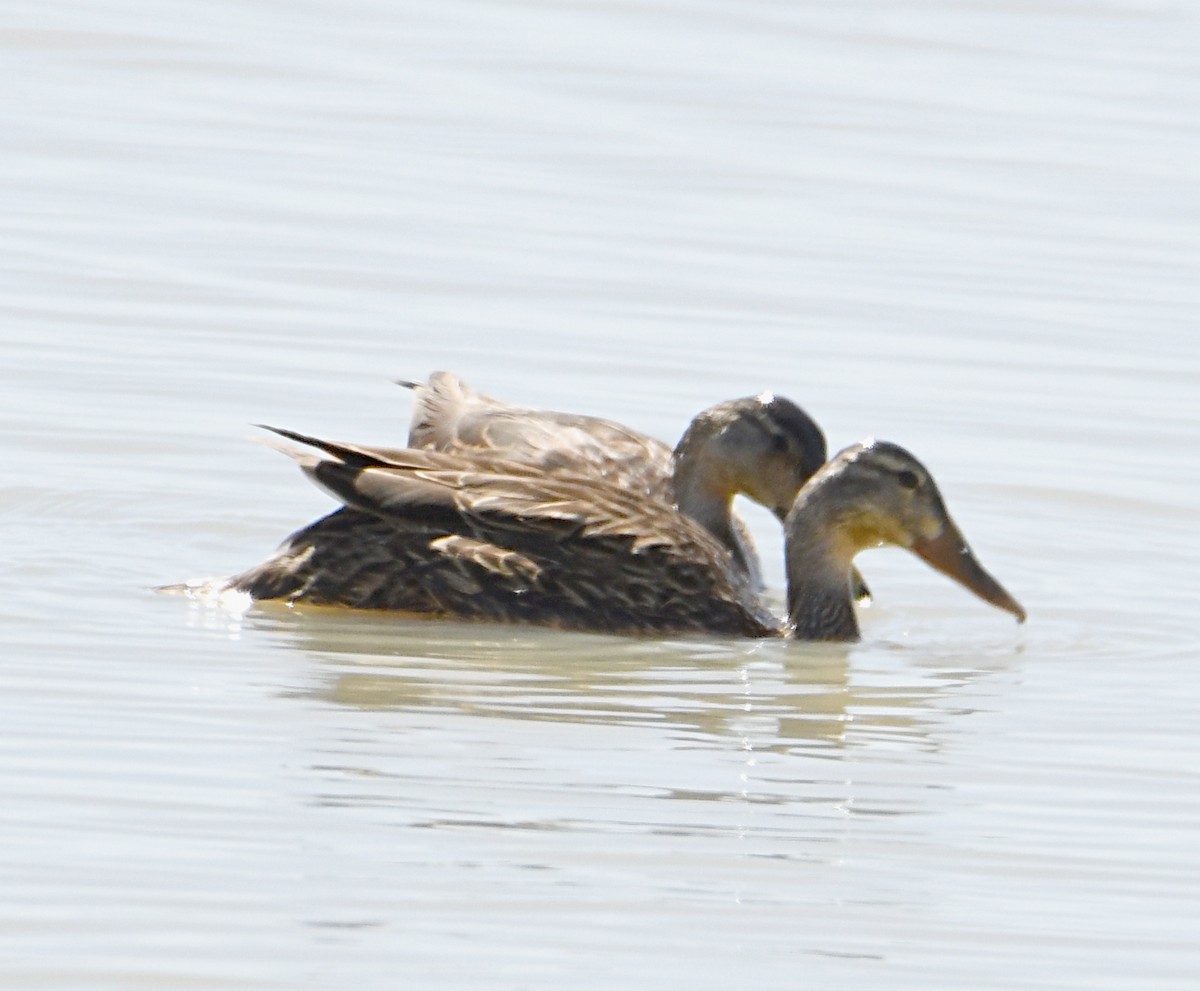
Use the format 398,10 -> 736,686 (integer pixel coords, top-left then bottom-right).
3,0 -> 1199,987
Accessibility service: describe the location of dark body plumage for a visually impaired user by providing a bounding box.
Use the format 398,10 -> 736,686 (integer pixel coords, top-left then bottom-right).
227,430 -> 779,638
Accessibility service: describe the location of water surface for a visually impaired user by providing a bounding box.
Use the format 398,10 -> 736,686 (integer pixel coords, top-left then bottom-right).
3,1 -> 1199,988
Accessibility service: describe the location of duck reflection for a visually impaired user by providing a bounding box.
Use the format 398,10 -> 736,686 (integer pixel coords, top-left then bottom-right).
245,602 -> 956,755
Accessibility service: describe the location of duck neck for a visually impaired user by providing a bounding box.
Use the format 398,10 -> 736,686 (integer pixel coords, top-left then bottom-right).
672,451 -> 738,548
784,527 -> 861,642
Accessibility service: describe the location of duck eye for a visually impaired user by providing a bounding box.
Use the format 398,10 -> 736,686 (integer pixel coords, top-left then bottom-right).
769,432 -> 789,454
897,469 -> 919,490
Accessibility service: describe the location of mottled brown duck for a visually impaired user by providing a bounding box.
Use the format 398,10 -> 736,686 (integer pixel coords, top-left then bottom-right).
398,372 -> 841,592
223,429 -> 1024,641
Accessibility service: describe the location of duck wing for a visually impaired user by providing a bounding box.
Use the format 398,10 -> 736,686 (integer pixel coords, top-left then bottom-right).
231,427 -> 779,638
403,371 -> 673,499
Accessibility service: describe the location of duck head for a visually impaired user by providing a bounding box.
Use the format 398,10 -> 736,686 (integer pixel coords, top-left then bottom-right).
784,440 -> 1026,640
672,392 -> 828,520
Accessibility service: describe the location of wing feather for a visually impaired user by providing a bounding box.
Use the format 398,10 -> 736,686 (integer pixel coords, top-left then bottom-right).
238,427 -> 779,636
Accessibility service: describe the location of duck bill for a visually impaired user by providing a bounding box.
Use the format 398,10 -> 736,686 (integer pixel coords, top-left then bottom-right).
910,524 -> 1026,624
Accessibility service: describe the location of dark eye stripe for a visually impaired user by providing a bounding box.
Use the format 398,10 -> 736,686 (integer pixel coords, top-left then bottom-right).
758,399 -> 827,467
